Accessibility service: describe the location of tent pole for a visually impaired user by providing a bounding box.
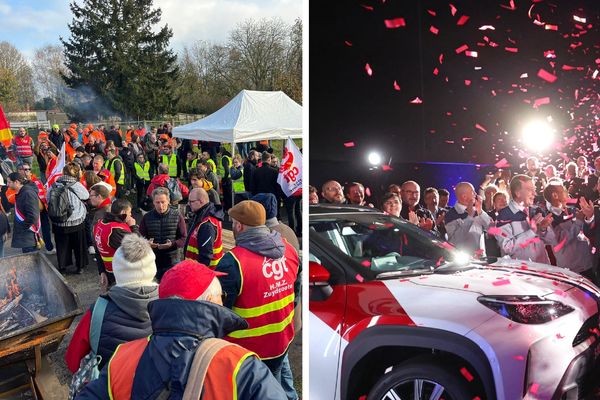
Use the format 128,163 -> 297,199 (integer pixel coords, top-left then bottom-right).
231,141 -> 236,208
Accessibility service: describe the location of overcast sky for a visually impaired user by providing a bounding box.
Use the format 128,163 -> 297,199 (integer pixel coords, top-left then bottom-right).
0,0 -> 302,58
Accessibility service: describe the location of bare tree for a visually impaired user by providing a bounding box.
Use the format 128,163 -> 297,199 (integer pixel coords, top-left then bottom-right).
0,41 -> 35,110
31,44 -> 69,106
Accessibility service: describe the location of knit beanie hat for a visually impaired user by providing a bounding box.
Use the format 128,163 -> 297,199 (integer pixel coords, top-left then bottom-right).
227,200 -> 266,226
251,193 -> 277,220
112,234 -> 157,287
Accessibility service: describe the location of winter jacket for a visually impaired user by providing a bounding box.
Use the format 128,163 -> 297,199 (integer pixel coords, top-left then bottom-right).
146,174 -> 189,198
94,212 -> 139,275
243,160 -> 256,194
139,207 -> 187,256
65,285 -> 159,373
0,210 -> 10,237
76,299 -> 287,400
252,164 -> 280,197
216,226 -> 290,308
495,200 -> 557,263
48,175 -> 89,227
444,203 -> 492,255
11,181 -> 40,248
267,217 -> 300,253
183,203 -> 224,266
49,131 -> 65,150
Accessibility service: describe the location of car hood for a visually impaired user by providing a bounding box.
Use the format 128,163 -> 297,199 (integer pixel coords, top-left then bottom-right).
405,257 -> 600,299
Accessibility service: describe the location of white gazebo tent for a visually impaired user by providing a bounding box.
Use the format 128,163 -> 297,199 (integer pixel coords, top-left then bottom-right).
172,90 -> 302,143
172,89 -> 302,204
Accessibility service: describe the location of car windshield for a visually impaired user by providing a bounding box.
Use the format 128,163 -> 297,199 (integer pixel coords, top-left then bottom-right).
311,213 -> 461,276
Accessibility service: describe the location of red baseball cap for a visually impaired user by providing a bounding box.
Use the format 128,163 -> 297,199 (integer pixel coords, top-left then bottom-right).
159,260 -> 227,300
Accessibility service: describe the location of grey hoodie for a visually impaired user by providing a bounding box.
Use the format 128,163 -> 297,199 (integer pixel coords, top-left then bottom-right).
108,285 -> 159,321
234,225 -> 285,259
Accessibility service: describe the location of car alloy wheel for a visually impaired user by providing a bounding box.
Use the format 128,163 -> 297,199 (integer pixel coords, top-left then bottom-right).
380,379 -> 452,400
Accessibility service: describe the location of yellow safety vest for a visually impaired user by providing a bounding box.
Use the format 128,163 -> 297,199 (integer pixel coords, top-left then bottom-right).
217,155 -> 231,178
206,158 -> 216,173
104,158 -> 125,185
232,168 -> 245,193
161,154 -> 178,177
186,159 -> 198,173
134,161 -> 150,181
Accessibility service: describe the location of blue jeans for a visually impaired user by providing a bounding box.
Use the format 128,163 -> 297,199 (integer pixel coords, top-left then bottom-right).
280,354 -> 298,400
22,246 -> 37,254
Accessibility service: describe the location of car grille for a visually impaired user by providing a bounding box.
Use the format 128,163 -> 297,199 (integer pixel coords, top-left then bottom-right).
573,313 -> 600,347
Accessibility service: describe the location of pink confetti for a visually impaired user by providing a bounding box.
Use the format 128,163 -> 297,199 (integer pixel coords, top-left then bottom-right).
360,4 -> 374,11
553,239 -> 567,253
427,9 -> 436,16
513,355 -> 525,361
344,142 -> 355,148
460,367 -> 474,382
544,50 -> 556,58
455,44 -> 469,54
519,237 -> 541,248
464,80 -> 471,86
457,15 -> 470,26
361,260 -> 371,267
365,63 -> 373,76
449,4 -> 457,16
439,54 -> 444,64
487,226 -> 505,237
545,24 -> 558,30
505,47 -> 519,53
410,97 -> 423,104
500,0 -> 516,10
381,165 -> 393,171
433,68 -> 439,76
475,123 -> 487,132
553,289 -> 567,297
479,25 -> 495,30
556,333 -> 565,339
493,278 -> 511,286
355,274 -> 364,282
384,18 -> 406,28
537,68 -> 557,83
393,80 -> 401,91
494,158 -> 511,168
463,284 -> 469,288
365,187 -> 371,197
465,51 -> 478,58
529,384 -> 539,395
533,97 -> 550,108
344,41 -> 353,47
429,26 -> 439,35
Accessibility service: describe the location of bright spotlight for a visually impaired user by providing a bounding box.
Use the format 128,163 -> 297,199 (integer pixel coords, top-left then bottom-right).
521,120 -> 555,152
368,152 -> 382,166
453,251 -> 471,265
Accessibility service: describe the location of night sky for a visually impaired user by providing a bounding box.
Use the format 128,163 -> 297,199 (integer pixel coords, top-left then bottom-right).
310,0 -> 599,185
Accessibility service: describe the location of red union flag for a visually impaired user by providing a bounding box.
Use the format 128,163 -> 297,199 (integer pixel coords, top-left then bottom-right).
46,143 -> 66,188
277,137 -> 302,197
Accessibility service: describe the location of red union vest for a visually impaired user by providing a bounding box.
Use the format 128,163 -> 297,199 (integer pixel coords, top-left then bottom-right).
225,240 -> 299,359
93,220 -> 132,273
107,337 -> 254,400
14,136 -> 33,157
184,216 -> 223,268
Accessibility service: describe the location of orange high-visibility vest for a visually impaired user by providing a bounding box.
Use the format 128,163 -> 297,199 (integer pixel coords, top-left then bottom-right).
225,240 -> 299,359
184,216 -> 223,268
107,337 -> 253,400
93,220 -> 132,273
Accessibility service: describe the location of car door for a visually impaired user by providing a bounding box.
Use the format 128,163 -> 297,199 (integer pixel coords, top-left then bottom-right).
309,226 -> 350,400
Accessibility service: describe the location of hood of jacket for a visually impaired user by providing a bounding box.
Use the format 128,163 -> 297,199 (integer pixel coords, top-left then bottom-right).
194,202 -> 224,223
150,173 -> 171,187
107,285 -> 159,321
148,298 -> 248,338
235,225 -> 285,259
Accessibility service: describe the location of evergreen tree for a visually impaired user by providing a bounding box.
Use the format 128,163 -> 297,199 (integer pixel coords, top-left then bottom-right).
61,0 -> 178,120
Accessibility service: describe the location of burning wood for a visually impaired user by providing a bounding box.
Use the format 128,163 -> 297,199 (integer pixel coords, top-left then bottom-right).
0,293 -> 22,317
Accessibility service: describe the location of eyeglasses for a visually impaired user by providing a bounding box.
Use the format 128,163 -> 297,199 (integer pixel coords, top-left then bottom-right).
19,168 -> 31,171
189,199 -> 201,203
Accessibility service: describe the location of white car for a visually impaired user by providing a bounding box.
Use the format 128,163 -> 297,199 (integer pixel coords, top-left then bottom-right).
309,204 -> 600,400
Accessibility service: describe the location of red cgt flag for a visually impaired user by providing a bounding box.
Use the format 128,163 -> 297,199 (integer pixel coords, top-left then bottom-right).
0,104 -> 13,148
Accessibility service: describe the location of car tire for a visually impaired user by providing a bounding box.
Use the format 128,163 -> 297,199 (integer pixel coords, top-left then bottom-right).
367,358 -> 474,400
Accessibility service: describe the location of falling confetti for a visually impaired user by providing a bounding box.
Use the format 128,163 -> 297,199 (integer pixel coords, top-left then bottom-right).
393,80 -> 401,91
455,44 -> 469,54
410,97 -> 423,104
365,63 -> 373,76
457,15 -> 470,26
384,18 -> 406,29
430,26 -> 439,35
459,367 -> 474,382
344,142 -> 355,147
493,278 -> 511,286
537,68 -> 557,83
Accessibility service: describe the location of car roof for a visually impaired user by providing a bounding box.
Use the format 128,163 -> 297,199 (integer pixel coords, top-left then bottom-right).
310,203 -> 381,216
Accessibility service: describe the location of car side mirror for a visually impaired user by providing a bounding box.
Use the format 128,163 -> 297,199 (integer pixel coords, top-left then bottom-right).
309,261 -> 330,285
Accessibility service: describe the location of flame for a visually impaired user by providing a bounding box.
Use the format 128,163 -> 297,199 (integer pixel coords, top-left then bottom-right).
0,268 -> 21,308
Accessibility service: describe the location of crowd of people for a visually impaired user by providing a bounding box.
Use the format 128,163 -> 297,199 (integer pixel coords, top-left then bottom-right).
312,155 -> 600,284
0,122 -> 302,399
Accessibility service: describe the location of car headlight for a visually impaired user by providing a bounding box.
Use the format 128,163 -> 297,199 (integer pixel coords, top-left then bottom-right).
478,295 -> 574,324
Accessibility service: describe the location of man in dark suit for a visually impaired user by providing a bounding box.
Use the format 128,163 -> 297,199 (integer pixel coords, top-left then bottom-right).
252,151 -> 282,218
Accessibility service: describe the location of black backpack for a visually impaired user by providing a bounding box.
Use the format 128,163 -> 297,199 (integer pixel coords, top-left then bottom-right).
47,182 -> 76,223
